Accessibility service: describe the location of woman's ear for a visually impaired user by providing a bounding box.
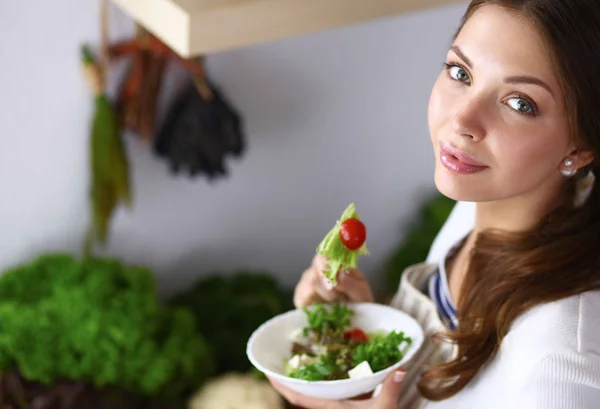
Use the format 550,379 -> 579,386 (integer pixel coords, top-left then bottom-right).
571,148 -> 595,170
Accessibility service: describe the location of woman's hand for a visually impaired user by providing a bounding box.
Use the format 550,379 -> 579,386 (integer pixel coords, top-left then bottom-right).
268,369 -> 406,409
293,254 -> 374,308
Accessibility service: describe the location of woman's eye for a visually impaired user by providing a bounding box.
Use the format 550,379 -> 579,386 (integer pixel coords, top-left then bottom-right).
507,97 -> 536,115
446,64 -> 471,83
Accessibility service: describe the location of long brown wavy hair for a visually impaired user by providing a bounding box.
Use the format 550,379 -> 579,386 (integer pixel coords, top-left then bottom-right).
418,0 -> 600,401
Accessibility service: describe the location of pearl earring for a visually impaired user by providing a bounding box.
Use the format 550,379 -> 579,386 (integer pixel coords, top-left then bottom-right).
561,158 -> 577,177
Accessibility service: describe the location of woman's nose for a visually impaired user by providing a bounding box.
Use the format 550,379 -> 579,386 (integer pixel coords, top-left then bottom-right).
451,93 -> 487,142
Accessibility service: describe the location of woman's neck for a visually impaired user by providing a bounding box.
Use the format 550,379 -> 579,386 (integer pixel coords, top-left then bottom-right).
448,193 -> 553,303
473,190 -> 560,234
448,183 -> 565,305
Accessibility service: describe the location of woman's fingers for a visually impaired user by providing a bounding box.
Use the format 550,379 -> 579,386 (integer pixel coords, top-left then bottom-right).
293,270 -> 330,307
294,256 -> 340,307
336,268 -> 374,303
293,269 -> 316,308
293,254 -> 373,308
371,369 -> 406,408
312,270 -> 344,303
267,370 -> 406,409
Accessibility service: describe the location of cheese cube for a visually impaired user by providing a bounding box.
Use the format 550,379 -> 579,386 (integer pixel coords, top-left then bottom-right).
348,361 -> 373,379
288,354 -> 301,369
397,340 -> 411,353
299,354 -> 314,366
289,328 -> 305,342
311,344 -> 327,356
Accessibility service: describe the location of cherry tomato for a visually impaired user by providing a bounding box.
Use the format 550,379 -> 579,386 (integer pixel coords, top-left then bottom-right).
339,218 -> 366,250
344,328 -> 369,343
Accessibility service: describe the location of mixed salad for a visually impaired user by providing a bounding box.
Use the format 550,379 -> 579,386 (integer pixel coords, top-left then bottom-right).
284,303 -> 413,381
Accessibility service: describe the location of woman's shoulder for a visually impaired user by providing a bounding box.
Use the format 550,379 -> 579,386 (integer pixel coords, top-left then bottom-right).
504,290 -> 600,359
494,291 -> 600,408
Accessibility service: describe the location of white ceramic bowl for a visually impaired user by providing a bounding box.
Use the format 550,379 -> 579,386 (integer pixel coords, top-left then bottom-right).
246,302 -> 424,400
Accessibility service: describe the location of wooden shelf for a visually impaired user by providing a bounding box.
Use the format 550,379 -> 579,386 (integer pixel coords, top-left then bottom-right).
111,0 -> 464,57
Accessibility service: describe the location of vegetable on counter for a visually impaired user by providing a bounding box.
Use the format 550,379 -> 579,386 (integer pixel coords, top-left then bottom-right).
284,304 -> 412,382
316,203 -> 370,285
169,271 -> 294,375
188,373 -> 285,409
0,254 -> 213,406
0,371 -> 173,409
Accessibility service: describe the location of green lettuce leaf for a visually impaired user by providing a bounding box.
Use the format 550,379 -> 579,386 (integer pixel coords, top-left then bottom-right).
352,330 -> 412,372
315,203 -> 369,285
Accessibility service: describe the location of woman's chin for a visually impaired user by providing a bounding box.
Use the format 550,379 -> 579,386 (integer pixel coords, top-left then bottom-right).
434,171 -> 487,202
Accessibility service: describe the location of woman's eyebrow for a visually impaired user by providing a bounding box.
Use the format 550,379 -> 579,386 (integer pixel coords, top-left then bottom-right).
504,76 -> 555,99
450,45 -> 556,100
450,45 -> 473,68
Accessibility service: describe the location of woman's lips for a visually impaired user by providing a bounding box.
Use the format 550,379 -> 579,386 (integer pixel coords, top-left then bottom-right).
439,141 -> 488,174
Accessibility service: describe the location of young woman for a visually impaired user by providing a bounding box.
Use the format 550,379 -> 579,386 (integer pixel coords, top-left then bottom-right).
267,0 -> 600,408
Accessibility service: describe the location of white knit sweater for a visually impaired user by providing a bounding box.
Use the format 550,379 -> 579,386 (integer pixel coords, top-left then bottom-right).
391,201 -> 600,409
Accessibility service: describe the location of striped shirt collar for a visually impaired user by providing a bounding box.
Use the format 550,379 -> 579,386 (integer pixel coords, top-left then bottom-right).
428,235 -> 468,330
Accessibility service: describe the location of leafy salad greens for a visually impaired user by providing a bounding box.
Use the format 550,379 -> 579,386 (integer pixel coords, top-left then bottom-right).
316,203 -> 369,285
284,303 -> 413,381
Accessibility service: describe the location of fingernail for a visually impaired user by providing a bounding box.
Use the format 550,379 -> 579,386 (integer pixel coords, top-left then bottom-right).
323,278 -> 334,290
393,370 -> 406,383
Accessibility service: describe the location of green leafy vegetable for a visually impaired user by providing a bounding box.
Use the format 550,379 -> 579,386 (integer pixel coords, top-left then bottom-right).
0,254 -> 212,399
316,203 -> 369,284
169,271 -> 293,375
286,355 -> 337,381
352,331 -> 412,372
303,303 -> 354,336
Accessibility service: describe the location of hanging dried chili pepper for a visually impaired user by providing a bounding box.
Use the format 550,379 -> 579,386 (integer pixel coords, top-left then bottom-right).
109,28 -> 212,141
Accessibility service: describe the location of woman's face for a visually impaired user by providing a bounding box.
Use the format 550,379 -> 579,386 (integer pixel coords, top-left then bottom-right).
428,5 -> 578,204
